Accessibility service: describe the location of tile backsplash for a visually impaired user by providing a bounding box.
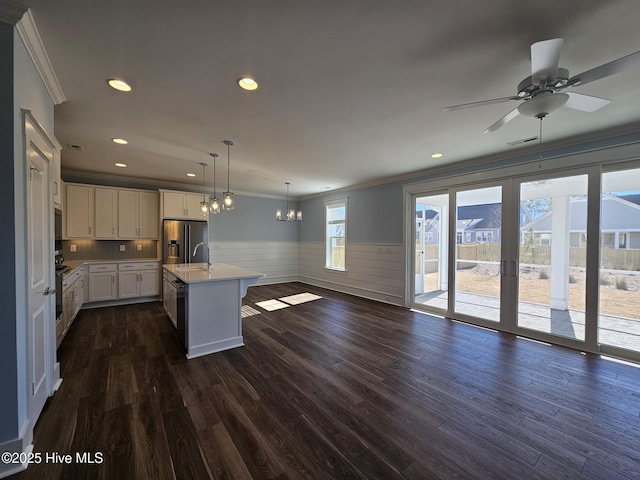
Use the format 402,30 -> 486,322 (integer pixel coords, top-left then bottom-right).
61,240 -> 158,261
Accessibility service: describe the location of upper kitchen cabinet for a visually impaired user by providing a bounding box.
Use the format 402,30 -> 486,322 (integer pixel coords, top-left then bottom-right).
161,189 -> 206,220
66,183 -> 159,240
66,184 -> 94,238
94,187 -> 118,238
118,190 -> 159,239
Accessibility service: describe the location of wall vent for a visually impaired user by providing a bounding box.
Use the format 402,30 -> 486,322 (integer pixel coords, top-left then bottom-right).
507,136 -> 538,146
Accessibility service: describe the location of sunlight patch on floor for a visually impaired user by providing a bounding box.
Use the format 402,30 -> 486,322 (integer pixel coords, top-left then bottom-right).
279,293 -> 323,305
255,299 -> 290,311
241,305 -> 261,318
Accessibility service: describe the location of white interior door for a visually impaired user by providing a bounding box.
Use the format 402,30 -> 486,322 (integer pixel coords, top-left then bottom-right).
25,112 -> 58,431
27,137 -> 52,424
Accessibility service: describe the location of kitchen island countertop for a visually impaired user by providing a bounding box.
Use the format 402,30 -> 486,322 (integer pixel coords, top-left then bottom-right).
162,263 -> 264,284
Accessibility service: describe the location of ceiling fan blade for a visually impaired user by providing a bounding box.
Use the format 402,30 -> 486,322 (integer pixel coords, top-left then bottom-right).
564,92 -> 610,112
531,38 -> 564,86
443,96 -> 520,112
569,50 -> 640,87
483,107 -> 520,133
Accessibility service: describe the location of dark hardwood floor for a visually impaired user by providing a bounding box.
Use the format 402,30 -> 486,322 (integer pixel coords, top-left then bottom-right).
12,282 -> 640,479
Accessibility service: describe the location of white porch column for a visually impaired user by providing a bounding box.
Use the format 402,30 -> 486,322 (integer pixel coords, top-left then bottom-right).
439,206 -> 449,291
550,196 -> 570,310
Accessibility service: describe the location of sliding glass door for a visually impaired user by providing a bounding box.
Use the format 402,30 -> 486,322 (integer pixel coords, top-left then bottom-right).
516,174 -> 588,342
414,193 -> 449,312
599,167 -> 640,354
452,185 -> 504,323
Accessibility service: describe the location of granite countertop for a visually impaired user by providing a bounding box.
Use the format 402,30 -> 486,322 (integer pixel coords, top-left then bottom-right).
162,263 -> 265,284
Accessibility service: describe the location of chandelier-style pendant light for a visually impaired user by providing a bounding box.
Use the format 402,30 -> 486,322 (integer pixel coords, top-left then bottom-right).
199,162 -> 209,217
222,140 -> 234,211
276,182 -> 302,222
209,153 -> 220,214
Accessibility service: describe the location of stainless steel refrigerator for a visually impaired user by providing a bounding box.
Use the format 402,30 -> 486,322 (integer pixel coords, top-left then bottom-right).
163,219 -> 209,264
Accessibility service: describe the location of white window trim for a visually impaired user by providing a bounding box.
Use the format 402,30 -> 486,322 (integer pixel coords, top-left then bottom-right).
324,197 -> 348,272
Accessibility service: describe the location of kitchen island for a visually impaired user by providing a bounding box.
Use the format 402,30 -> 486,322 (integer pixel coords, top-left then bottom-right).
162,263 -> 264,359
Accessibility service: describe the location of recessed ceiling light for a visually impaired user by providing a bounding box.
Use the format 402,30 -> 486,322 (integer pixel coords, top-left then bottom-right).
237,77 -> 259,91
431,153 -> 443,158
186,173 -> 196,177
114,163 -> 127,168
112,138 -> 128,145
107,79 -> 132,92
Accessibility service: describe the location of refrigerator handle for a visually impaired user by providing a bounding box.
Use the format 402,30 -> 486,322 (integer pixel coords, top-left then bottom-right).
183,224 -> 187,264
187,224 -> 191,264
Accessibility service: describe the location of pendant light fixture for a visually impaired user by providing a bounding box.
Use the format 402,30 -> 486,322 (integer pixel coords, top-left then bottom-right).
276,182 -> 302,222
222,140 -> 234,211
199,162 -> 209,217
209,153 -> 220,214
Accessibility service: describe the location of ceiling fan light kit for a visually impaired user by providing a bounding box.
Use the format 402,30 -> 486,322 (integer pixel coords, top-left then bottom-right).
444,37 -> 640,132
518,91 -> 569,118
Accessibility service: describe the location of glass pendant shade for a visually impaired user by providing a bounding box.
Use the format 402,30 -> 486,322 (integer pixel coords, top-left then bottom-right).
210,196 -> 220,214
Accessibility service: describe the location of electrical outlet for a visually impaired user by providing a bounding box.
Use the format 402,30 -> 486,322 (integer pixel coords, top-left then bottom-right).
137,244 -> 142,251
69,244 -> 76,252
119,244 -> 126,252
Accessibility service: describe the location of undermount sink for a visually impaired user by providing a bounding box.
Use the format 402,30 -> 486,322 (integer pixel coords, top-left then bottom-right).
175,266 -> 208,272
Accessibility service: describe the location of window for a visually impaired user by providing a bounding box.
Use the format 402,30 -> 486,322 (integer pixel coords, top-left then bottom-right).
325,198 -> 347,270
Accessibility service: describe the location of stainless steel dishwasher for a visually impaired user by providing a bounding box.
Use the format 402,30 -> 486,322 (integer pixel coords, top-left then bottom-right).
174,278 -> 187,350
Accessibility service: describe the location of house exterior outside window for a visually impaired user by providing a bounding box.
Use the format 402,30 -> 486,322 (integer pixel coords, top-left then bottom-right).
325,198 -> 347,270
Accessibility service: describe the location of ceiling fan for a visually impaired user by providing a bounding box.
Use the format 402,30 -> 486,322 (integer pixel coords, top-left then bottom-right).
444,38 -> 640,133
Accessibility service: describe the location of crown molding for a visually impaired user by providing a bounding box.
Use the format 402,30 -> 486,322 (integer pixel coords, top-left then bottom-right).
15,9 -> 65,104
0,0 -> 26,25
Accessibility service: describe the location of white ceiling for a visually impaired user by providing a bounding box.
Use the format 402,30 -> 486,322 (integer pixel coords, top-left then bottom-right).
24,0 -> 640,198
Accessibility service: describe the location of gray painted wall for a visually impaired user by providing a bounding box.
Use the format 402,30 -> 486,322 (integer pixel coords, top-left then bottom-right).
299,180 -> 404,244
1,20 -> 17,445
209,194 -> 299,243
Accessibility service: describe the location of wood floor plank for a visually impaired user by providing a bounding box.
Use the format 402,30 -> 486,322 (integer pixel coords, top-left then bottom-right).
131,387 -> 176,480
161,407 -> 211,480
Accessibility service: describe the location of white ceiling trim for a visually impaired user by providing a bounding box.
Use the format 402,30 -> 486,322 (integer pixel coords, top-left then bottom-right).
0,0 -> 26,25
16,9 -> 65,104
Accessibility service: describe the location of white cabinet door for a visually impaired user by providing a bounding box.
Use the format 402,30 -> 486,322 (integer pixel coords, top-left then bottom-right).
117,189 -> 139,238
163,192 -> 187,219
138,191 -> 159,238
184,193 -> 204,219
139,269 -> 160,296
89,272 -> 117,302
118,271 -> 140,298
66,184 -> 94,238
94,187 -> 118,238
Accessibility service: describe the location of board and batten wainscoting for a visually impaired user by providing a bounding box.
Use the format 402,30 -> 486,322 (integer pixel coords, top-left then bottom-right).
299,242 -> 405,305
209,241 -> 299,285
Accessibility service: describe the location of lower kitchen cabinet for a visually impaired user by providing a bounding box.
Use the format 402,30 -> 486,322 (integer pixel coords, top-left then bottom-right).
118,262 -> 160,298
88,263 -> 118,302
